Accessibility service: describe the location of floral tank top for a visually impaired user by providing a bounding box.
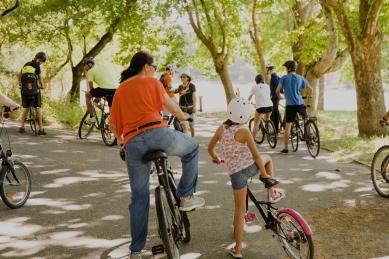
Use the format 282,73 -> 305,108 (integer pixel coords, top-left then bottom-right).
221,125 -> 254,175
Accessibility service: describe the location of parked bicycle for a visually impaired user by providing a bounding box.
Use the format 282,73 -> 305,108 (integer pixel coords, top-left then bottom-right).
0,106 -> 32,209
246,181 -> 314,259
289,102 -> 320,158
142,150 -> 190,258
78,96 -> 117,146
248,116 -> 277,148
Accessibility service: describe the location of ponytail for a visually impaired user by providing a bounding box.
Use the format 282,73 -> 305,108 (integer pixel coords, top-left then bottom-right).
119,51 -> 154,83
120,67 -> 136,83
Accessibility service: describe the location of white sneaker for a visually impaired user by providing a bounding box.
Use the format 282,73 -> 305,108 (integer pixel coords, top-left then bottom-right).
85,116 -> 96,124
179,195 -> 205,211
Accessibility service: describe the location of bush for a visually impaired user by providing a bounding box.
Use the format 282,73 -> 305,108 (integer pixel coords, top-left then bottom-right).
43,98 -> 84,129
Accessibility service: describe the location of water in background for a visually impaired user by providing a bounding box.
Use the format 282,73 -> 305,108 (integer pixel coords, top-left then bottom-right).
194,79 -> 389,112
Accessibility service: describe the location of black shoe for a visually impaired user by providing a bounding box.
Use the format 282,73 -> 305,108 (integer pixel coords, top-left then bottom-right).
280,149 -> 288,153
38,129 -> 47,135
260,177 -> 280,188
19,127 -> 25,133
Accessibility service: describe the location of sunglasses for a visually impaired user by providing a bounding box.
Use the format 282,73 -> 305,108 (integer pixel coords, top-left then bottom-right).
149,64 -> 157,70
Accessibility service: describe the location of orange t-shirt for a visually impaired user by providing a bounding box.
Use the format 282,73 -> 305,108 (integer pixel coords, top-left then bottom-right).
162,74 -> 175,98
109,76 -> 165,145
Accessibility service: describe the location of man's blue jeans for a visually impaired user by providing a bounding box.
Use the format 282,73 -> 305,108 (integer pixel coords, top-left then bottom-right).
125,127 -> 199,252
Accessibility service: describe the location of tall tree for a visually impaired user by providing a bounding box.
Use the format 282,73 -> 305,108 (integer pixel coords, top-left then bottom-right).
321,0 -> 386,136
249,0 -> 269,83
181,0 -> 242,103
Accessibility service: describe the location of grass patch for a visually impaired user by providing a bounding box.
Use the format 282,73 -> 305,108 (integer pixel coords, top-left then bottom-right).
318,110 -> 388,165
202,110 -> 389,165
43,98 -> 85,129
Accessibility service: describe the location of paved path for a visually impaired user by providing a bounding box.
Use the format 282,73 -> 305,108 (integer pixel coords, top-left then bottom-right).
0,116 -> 388,259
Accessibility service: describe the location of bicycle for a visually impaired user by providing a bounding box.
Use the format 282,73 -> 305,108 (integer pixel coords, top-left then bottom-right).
78,96 -> 117,146
25,105 -> 38,136
248,116 -> 277,148
0,106 -> 32,209
246,182 -> 314,258
289,104 -> 320,158
142,150 -> 190,258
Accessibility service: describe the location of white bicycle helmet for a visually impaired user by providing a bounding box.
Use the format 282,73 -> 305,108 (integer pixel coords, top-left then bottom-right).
227,97 -> 253,124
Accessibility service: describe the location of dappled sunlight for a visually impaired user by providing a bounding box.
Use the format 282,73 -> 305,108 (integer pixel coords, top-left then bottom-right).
28,198 -> 91,211
195,190 -> 209,195
181,253 -> 202,259
316,171 -> 342,180
199,205 -> 221,210
244,224 -> 262,233
43,176 -> 99,188
0,218 -> 42,237
101,215 -> 124,221
40,168 -> 70,175
301,179 -> 351,192
202,180 -> 218,184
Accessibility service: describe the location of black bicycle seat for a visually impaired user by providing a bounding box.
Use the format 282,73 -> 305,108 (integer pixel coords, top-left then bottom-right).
142,150 -> 167,163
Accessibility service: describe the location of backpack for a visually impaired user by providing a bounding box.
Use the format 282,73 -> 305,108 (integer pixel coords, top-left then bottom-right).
20,65 -> 38,96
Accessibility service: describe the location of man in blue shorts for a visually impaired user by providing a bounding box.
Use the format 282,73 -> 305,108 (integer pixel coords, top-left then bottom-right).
276,60 -> 312,153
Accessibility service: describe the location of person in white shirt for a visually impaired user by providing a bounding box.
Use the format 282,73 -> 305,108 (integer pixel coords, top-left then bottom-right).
248,74 -> 273,138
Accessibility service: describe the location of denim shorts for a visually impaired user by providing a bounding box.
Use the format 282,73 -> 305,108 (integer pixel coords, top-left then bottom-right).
230,163 -> 258,190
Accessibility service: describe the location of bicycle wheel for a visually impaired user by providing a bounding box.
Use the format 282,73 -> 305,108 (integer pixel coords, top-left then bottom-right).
305,120 -> 320,158
28,108 -> 37,136
155,186 -> 180,259
265,120 -> 277,148
290,122 -> 299,152
275,209 -> 314,259
101,114 -> 117,146
371,145 -> 389,198
249,118 -> 265,144
168,170 -> 191,243
78,112 -> 95,139
0,160 -> 32,209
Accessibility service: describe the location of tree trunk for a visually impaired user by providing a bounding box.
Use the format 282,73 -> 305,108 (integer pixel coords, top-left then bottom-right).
215,57 -> 235,103
318,76 -> 325,110
70,67 -> 84,102
351,42 -> 385,136
305,69 -> 320,116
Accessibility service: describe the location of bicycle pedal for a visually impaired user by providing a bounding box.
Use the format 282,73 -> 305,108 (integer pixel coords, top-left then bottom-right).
151,244 -> 165,255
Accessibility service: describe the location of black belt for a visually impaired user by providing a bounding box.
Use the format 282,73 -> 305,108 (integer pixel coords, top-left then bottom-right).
124,121 -> 162,137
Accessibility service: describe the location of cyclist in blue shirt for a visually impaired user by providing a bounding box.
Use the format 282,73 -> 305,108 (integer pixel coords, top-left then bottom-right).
276,60 -> 312,153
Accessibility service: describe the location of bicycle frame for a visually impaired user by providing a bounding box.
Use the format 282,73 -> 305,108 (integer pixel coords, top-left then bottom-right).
246,187 -> 278,229
153,157 -> 181,235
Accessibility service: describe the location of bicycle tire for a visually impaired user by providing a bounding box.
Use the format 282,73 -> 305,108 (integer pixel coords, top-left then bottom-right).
290,122 -> 299,152
249,118 -> 265,144
155,186 -> 180,259
305,120 -> 320,158
28,107 -> 37,136
78,112 -> 95,139
276,209 -> 314,259
101,114 -> 117,146
371,145 -> 389,198
0,160 -> 32,209
167,170 -> 191,243
265,120 -> 277,148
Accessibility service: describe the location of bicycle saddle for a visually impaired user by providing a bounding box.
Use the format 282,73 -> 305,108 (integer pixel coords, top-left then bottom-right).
142,150 -> 167,163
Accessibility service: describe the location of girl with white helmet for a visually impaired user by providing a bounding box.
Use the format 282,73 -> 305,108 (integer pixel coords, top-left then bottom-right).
208,97 -> 284,258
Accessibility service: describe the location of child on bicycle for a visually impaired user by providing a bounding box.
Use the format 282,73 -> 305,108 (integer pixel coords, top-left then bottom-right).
208,97 -> 284,258
248,73 -> 273,138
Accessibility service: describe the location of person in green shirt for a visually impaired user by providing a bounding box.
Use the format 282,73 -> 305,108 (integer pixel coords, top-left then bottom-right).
83,56 -> 117,123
